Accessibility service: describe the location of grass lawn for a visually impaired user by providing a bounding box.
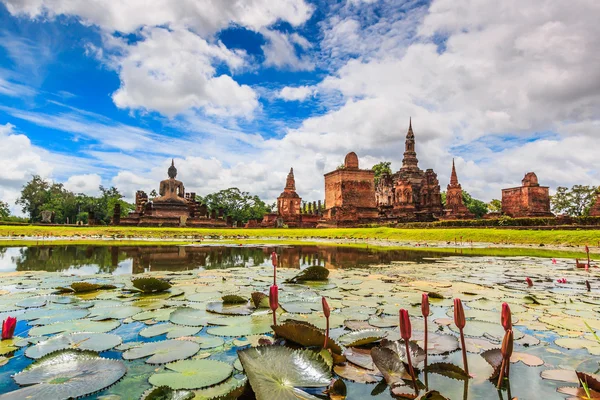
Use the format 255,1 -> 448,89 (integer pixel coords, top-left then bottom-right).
0,225 -> 599,247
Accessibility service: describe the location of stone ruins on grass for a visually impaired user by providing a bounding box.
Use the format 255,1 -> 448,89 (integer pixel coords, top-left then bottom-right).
501,172 -> 554,218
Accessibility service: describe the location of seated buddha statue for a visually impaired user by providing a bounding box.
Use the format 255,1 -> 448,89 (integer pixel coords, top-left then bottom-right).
154,159 -> 187,204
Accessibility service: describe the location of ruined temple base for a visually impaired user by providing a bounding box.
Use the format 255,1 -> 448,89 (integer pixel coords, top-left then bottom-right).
116,216 -> 227,227
259,213 -> 321,228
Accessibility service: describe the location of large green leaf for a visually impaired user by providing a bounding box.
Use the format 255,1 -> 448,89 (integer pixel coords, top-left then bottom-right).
272,321 -> 342,354
122,339 -> 200,364
25,332 -> 122,359
238,346 -> 332,400
0,351 -> 126,400
170,307 -> 212,327
88,305 -> 142,321
206,313 -> 274,337
140,323 -> 202,339
29,319 -> 121,336
22,307 -> 89,326
338,329 -> 387,347
148,359 -> 233,389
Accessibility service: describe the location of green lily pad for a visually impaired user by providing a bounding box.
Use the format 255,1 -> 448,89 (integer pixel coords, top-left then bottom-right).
272,321 -> 342,354
190,376 -> 248,400
22,308 -> 90,326
222,294 -> 247,304
132,277 -> 172,293
132,308 -> 174,322
0,339 -> 18,356
338,329 -> 387,347
206,301 -> 254,316
371,347 -> 411,386
170,307 -> 212,327
29,319 -> 121,336
25,332 -> 122,359
0,351 -> 126,400
88,305 -> 142,321
140,323 -> 202,339
238,346 -> 332,400
122,339 -> 200,364
140,386 -> 194,400
285,266 -> 329,283
206,313 -> 274,337
148,359 -> 233,389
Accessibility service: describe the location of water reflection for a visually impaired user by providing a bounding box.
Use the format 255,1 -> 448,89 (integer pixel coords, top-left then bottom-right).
0,245 -> 455,275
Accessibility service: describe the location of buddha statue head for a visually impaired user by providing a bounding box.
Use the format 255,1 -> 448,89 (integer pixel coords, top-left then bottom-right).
168,159 -> 178,179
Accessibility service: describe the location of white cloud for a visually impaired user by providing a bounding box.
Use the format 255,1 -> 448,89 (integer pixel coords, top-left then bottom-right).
110,27 -> 258,117
63,174 -> 102,195
261,29 -> 314,71
2,0 -> 313,36
278,85 -> 315,101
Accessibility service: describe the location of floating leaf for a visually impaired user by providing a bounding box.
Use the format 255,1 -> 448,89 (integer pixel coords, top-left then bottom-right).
481,349 -> 504,380
207,301 -> 253,316
333,363 -> 381,384
22,308 -> 89,326
25,332 -> 122,359
540,369 -> 579,383
427,362 -> 469,381
122,339 -> 200,364
207,314 -> 274,337
557,386 -> 600,399
344,347 -> 376,370
251,292 -> 270,308
148,359 -> 233,389
420,390 -> 450,400
285,266 -> 329,283
510,352 -> 544,366
132,277 -> 172,293
238,346 -> 332,400
272,321 -> 342,354
326,379 -> 347,400
140,386 -> 194,400
140,323 -> 201,339
0,339 -> 17,356
0,351 -> 126,400
338,329 -> 387,347
29,319 -> 121,336
222,294 -> 247,304
88,305 -> 142,321
170,307 -> 212,327
371,347 -> 411,386
190,376 -> 248,400
70,282 -> 116,293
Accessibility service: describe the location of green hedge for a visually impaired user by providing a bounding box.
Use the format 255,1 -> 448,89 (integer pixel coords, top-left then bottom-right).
393,216 -> 600,228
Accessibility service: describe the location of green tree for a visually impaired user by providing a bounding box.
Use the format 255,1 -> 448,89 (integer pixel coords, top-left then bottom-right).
372,161 -> 392,185
488,199 -> 502,213
462,191 -> 488,219
16,175 -> 51,221
202,188 -> 268,223
149,189 -> 158,198
551,185 -> 598,216
0,200 -> 9,219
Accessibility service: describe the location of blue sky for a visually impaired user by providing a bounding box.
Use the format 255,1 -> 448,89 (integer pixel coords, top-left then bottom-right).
1,0 -> 599,214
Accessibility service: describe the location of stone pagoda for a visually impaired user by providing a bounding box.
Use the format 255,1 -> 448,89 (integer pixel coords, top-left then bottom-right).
442,159 -> 474,219
588,189 -> 600,216
376,119 -> 443,221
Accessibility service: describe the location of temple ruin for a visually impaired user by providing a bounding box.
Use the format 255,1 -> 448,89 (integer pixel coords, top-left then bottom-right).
116,160 -> 227,227
259,168 -> 321,228
501,172 -> 553,218
375,119 -> 443,221
441,159 -> 474,219
588,190 -> 600,216
321,152 -> 379,226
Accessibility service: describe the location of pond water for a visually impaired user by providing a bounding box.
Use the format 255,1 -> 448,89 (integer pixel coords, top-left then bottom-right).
0,244 -> 598,400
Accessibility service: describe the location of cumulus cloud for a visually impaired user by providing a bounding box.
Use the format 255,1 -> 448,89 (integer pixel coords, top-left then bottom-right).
278,85 -> 316,101
261,30 -> 314,71
110,27 -> 258,117
63,174 -> 102,195
2,0 -> 313,36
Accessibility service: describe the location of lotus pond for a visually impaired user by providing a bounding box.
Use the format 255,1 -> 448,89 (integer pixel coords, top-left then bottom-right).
0,244 -> 599,399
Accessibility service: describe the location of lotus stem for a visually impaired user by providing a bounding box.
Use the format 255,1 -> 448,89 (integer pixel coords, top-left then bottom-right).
459,328 -> 469,375
324,317 -> 329,349
497,358 -> 506,388
424,317 -> 428,370
404,340 -> 418,395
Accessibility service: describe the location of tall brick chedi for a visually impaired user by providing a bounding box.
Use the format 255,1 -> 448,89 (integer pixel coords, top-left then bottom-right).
442,159 -> 474,219
277,168 -> 301,217
501,172 -> 553,217
376,119 -> 443,221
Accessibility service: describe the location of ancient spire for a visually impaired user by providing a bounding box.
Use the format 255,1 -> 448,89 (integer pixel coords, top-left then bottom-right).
450,158 -> 458,186
285,167 -> 296,191
401,118 -> 419,170
168,158 -> 177,178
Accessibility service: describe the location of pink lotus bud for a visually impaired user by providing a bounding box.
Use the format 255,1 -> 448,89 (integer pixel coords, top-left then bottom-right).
322,297 -> 330,318
421,293 -> 430,317
1,316 -> 16,340
526,277 -> 533,287
399,309 -> 412,341
269,285 -> 278,311
501,303 -> 512,331
453,298 -> 466,330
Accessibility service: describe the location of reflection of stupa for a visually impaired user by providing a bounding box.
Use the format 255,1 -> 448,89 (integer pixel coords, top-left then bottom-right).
114,159 -> 228,227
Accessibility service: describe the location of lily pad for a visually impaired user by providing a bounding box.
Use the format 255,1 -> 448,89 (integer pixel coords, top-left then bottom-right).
148,359 -> 233,390
140,323 -> 202,339
22,308 -> 89,326
272,321 -> 342,354
0,351 -> 126,400
29,319 -> 121,336
285,266 -> 329,283
207,301 -> 254,316
170,307 -> 212,327
333,363 -> 381,384
132,277 -> 172,293
371,347 -> 411,386
338,329 -> 387,347
122,339 -> 200,364
25,332 -> 122,359
238,346 -> 332,400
